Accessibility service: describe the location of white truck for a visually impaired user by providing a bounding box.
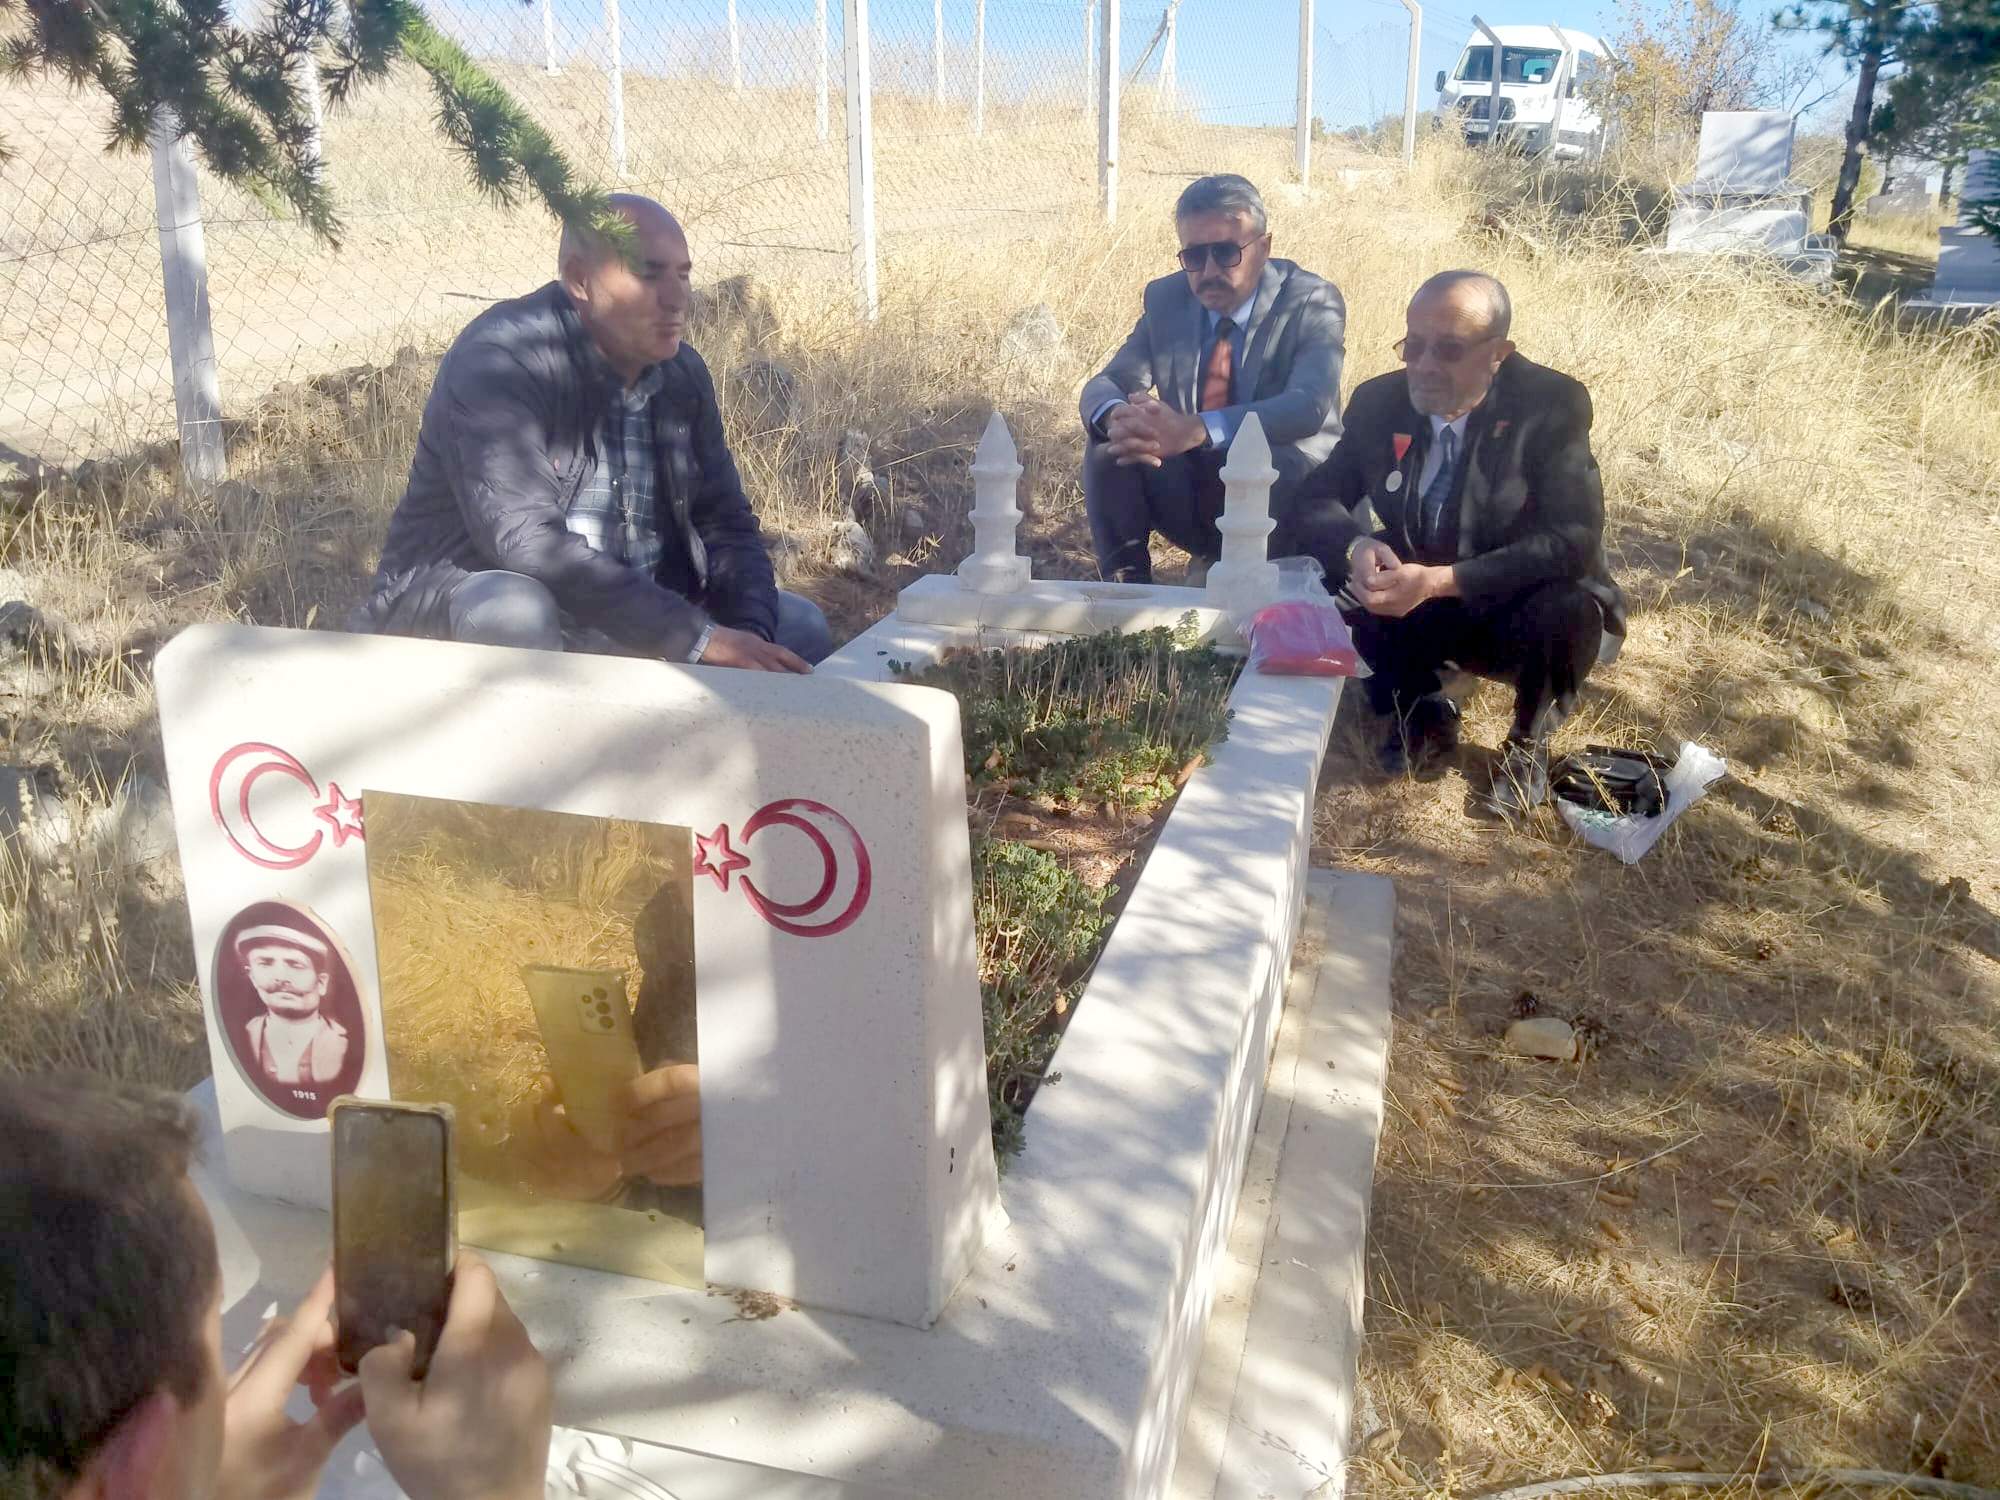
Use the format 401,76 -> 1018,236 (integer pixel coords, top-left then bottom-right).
1431,21 -> 1610,159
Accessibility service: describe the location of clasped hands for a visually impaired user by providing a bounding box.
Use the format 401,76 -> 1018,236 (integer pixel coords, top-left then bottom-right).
1104,393 -> 1210,468
1348,537 -> 1455,618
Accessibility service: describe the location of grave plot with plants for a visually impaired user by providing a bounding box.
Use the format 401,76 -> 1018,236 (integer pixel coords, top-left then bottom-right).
895,622 -> 1240,1155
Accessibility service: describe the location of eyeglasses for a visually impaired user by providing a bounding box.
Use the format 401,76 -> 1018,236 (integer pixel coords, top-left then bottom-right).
1177,237 -> 1262,273
1395,334 -> 1499,364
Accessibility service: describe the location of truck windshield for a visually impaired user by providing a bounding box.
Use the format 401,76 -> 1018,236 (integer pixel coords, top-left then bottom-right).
1454,46 -> 1562,84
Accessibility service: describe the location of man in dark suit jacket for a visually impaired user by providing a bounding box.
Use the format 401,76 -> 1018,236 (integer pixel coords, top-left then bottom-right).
1294,270 -> 1627,818
1079,174 -> 1346,582
350,194 -> 830,671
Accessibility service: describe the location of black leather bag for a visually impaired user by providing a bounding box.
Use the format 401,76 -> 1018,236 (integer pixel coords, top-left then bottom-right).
1550,746 -> 1673,820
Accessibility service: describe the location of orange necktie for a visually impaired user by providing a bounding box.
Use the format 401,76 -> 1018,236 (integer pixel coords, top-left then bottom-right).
1200,317 -> 1235,412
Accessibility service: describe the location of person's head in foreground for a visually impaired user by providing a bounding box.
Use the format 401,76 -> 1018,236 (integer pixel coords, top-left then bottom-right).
1401,269 -> 1516,420
1,1074 -> 552,1500
1174,174 -> 1272,315
557,194 -> 693,383
235,924 -> 331,1022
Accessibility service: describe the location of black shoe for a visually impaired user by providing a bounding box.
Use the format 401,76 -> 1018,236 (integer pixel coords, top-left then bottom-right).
1483,736 -> 1550,820
1377,692 -> 1460,777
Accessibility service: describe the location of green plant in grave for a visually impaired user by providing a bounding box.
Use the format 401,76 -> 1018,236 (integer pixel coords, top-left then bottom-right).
900,622 -> 1241,1155
898,621 -> 1237,813
972,837 -> 1107,1157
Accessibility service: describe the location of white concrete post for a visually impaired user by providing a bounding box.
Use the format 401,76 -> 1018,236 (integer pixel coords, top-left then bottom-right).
933,0 -> 945,106
816,0 -> 830,142
1084,0 -> 1097,116
844,0 -> 879,321
958,413 -> 1031,594
1098,0 -> 1118,222
606,0 -> 627,176
1398,0 -> 1421,163
299,55 -> 324,168
973,0 -> 986,134
1206,415 -> 1281,614
150,121 -> 227,488
542,0 -> 558,73
728,0 -> 742,93
1295,0 -> 1313,187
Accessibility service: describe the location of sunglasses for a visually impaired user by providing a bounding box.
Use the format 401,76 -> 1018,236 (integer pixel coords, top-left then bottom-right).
1177,237 -> 1263,273
1395,334 -> 1500,364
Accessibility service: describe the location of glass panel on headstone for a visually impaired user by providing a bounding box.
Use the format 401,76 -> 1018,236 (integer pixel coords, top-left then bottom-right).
364,791 -> 702,1288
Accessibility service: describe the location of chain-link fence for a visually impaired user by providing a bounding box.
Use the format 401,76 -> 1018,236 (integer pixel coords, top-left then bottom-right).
0,0 -> 1433,475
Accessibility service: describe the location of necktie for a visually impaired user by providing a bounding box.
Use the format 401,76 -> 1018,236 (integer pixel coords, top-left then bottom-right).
1200,317 -> 1235,412
1419,424 -> 1458,548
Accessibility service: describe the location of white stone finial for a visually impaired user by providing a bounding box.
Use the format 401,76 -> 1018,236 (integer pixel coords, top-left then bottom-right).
1205,413 -> 1281,614
958,410 -> 1032,595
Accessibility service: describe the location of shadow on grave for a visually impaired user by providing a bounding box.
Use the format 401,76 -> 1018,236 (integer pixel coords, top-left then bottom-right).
1307,503 -> 2000,1478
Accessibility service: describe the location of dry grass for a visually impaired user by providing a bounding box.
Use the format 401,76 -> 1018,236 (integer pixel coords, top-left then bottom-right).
4,133 -> 2000,1491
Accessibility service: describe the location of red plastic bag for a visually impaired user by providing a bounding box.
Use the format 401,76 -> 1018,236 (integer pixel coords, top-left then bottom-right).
1238,556 -> 1368,677
1245,599 -> 1363,676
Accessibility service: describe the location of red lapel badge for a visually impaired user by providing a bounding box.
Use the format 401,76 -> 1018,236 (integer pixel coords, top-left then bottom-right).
1493,420 -> 1511,438
1392,433 -> 1412,463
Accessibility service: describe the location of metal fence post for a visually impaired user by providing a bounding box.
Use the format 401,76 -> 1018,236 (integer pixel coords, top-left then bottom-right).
1098,0 -> 1118,221
844,0 -> 879,320
542,0 -> 558,73
1295,0 -> 1313,187
816,0 -> 830,141
729,0 -> 743,93
606,0 -> 627,176
933,0 -> 945,106
974,0 -> 987,135
1160,2 -> 1177,106
1398,0 -> 1422,162
1474,14 -> 1502,147
149,121 -> 226,488
1084,0 -> 1097,116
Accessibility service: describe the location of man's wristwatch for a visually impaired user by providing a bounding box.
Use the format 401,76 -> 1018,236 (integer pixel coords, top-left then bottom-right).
687,623 -> 716,663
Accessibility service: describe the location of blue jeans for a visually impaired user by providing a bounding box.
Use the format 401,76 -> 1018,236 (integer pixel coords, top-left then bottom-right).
443,571 -> 833,665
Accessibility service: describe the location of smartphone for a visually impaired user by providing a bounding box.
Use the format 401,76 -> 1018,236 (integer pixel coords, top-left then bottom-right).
522,965 -> 642,1156
330,1097 -> 455,1377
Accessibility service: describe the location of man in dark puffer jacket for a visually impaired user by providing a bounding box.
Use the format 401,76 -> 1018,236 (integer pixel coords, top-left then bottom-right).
350,194 -> 831,672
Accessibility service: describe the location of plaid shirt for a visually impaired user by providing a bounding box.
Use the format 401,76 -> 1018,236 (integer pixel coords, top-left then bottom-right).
565,363 -> 669,573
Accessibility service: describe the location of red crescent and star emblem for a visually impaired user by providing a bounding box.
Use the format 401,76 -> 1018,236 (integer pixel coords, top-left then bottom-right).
210,744 -> 868,937
697,799 -> 873,938
209,743 -> 364,870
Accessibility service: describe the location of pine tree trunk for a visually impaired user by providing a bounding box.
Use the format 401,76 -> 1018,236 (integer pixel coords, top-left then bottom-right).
1828,35 -> 1884,242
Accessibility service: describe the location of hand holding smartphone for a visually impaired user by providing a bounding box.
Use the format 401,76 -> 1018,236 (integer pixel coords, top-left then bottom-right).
330,1097 -> 456,1377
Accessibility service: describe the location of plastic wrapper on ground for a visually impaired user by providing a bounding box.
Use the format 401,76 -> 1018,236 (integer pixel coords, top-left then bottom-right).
1557,740 -> 1728,864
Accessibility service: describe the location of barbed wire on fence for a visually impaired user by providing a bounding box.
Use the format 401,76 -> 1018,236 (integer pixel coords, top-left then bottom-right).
0,0 -> 1425,478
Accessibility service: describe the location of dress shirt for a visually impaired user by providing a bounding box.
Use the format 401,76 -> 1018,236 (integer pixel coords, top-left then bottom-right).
1417,410 -> 1472,496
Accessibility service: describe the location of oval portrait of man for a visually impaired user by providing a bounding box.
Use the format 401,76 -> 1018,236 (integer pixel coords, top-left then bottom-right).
213,900 -> 366,1119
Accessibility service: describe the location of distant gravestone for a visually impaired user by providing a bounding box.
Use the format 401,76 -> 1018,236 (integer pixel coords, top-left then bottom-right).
1959,149 -> 2000,227
156,623 -> 1002,1328
1667,110 -> 1814,261
1866,161 -> 1934,217
1924,149 -> 2000,305
1691,110 -> 1795,191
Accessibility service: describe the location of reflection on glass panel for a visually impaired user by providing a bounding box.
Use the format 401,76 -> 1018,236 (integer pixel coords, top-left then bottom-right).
364,791 -> 701,1288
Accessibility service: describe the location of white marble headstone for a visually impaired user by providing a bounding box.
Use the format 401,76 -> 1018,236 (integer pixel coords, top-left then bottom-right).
156,623 -> 1002,1328
1693,110 -> 1795,192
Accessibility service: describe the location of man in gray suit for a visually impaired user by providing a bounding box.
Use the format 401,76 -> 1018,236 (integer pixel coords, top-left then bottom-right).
1079,174 -> 1347,583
